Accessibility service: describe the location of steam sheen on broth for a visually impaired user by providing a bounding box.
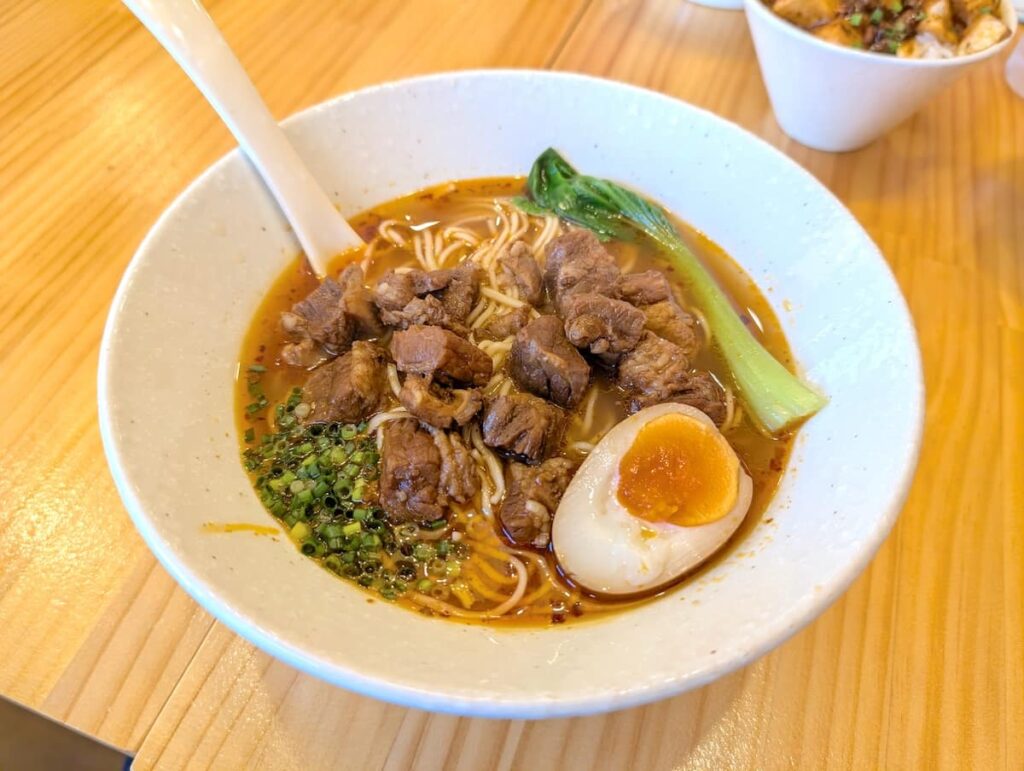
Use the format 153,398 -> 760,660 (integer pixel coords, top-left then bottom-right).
236,178 -> 794,626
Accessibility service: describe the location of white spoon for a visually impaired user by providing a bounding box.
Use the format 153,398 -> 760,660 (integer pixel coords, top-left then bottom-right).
124,0 -> 363,277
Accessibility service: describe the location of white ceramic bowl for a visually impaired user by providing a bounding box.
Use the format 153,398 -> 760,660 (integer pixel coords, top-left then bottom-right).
745,0 -> 1018,151
99,70 -> 923,718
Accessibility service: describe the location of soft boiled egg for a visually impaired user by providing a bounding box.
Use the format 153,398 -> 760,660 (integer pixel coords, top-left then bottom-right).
552,403 -> 753,596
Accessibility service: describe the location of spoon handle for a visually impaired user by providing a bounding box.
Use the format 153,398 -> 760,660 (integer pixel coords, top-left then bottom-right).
124,0 -> 363,277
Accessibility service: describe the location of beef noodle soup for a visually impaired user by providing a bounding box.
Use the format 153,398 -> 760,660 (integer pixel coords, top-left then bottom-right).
237,175 -> 801,626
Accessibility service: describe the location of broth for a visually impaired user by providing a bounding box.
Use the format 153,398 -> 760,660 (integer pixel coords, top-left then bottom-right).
236,178 -> 794,626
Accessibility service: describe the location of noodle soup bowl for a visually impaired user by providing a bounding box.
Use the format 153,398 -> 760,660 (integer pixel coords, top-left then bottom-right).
99,70 -> 923,717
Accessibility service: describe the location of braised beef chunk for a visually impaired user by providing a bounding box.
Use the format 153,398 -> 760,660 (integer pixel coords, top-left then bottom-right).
390,325 -> 493,386
642,301 -> 700,361
398,374 -> 482,429
497,241 -> 544,305
508,316 -> 590,408
481,393 -> 566,463
658,370 -> 728,425
617,270 -> 672,305
499,458 -> 575,548
338,264 -> 384,338
379,418 -> 480,523
439,261 -> 480,322
372,271 -> 416,311
379,294 -> 465,334
281,268 -> 384,365
616,332 -> 689,404
475,306 -> 531,341
617,332 -> 726,423
373,269 -> 451,311
379,419 -> 443,523
372,264 -> 478,333
428,428 -> 479,504
302,341 -> 387,424
544,230 -> 620,311
562,292 -> 645,361
280,337 -> 327,369
281,277 -> 354,356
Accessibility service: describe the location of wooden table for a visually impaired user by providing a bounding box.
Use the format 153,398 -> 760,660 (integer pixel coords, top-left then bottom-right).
2,1 -> 1021,767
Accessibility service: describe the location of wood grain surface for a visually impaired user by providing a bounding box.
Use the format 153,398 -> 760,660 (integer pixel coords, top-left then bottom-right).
2,0 -> 1021,768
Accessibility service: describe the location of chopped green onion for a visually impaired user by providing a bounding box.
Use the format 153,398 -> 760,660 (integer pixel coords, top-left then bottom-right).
240,411 -> 393,599
324,555 -> 343,573
300,539 -> 321,556
416,579 -> 434,592
413,543 -> 436,562
247,364 -> 267,373
848,12 -> 863,25
320,523 -> 345,539
870,8 -> 884,22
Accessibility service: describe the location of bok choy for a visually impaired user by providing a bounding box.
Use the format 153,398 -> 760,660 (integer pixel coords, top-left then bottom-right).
518,148 -> 826,435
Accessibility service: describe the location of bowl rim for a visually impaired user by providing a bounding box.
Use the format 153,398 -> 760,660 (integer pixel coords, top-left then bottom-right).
743,0 -> 1018,69
98,68 -> 925,718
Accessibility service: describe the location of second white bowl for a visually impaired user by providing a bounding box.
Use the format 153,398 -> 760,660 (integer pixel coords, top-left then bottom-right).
745,0 -> 1018,151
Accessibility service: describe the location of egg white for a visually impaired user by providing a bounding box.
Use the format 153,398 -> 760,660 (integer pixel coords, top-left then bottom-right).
552,403 -> 753,596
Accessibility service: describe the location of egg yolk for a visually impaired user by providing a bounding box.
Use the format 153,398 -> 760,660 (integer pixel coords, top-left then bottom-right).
616,413 -> 739,527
